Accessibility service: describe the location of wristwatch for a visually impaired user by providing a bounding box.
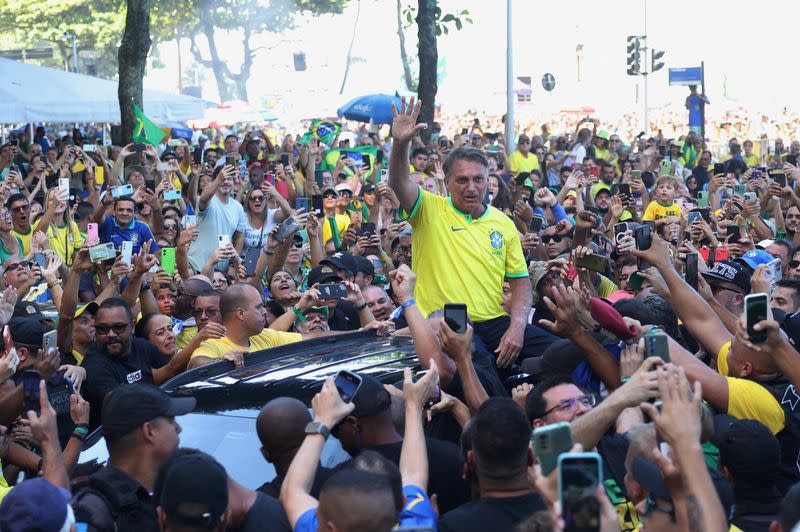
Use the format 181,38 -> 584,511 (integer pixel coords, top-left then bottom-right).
304,421 -> 330,440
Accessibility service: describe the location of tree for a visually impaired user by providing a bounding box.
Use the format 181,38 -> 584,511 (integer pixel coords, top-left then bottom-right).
118,0 -> 152,144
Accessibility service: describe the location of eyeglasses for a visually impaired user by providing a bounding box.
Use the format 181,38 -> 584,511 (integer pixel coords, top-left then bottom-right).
542,395 -> 596,417
323,193 -> 338,199
95,323 -> 129,335
192,308 -> 219,318
249,195 -> 265,202
540,235 -> 564,244
292,241 -> 304,248
162,224 -> 178,231
10,204 -> 29,213
3,261 -> 29,273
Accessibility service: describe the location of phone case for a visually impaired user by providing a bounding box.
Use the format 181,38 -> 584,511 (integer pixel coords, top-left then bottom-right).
532,422 -> 573,476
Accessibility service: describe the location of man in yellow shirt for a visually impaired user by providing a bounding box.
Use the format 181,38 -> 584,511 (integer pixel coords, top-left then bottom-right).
8,193 -> 57,256
189,284 -> 302,368
507,134 -> 540,175
388,98 -> 557,369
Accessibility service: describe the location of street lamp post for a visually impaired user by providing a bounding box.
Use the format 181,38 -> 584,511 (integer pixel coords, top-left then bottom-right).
63,32 -> 78,73
505,0 -> 515,152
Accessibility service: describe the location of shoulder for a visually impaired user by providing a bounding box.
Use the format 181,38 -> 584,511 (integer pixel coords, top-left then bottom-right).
256,328 -> 302,346
72,489 -> 116,530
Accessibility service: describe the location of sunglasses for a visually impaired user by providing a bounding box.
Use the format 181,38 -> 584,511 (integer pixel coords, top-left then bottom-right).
163,224 -> 178,231
192,308 -> 219,318
323,193 -> 338,199
3,261 -> 29,273
540,234 -> 564,244
249,195 -> 265,202
11,204 -> 29,213
790,260 -> 800,270
95,323 -> 129,335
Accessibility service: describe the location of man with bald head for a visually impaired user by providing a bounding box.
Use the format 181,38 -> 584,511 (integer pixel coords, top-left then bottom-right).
362,285 -> 397,322
256,397 -> 334,498
172,275 -> 214,350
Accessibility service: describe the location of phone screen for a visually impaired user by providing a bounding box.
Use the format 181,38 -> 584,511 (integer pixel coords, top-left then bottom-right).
443,303 -> 468,334
619,184 -> 631,197
22,370 -> 42,415
560,454 -> 601,532
686,252 -> 698,290
530,216 -> 544,233
318,283 -> 347,300
746,294 -> 769,343
295,197 -> 310,212
727,225 -> 741,243
334,370 -> 362,403
312,195 -> 324,217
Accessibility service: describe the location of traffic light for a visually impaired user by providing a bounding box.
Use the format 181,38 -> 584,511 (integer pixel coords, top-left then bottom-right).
626,36 -> 641,76
651,49 -> 665,72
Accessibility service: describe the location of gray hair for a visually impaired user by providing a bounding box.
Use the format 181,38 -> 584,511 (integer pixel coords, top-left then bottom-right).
442,146 -> 489,178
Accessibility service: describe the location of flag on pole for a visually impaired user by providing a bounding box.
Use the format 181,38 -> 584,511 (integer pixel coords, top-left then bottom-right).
299,119 -> 341,145
133,102 -> 166,146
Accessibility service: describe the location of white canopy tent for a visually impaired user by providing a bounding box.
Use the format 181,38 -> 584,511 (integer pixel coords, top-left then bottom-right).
0,57 -> 207,124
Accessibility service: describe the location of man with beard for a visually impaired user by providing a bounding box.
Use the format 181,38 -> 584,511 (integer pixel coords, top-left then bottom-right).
82,298 -> 185,428
591,183 -> 613,215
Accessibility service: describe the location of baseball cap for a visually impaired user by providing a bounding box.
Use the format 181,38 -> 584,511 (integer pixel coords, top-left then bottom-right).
701,260 -> 751,293
335,183 -> 353,195
528,261 -> 549,305
75,301 -> 99,319
522,178 -> 535,191
361,182 -> 376,195
158,454 -> 229,527
101,384 -> 196,443
353,256 -> 375,277
756,239 -> 776,249
737,248 -> 774,272
7,316 -> 46,346
307,265 -> 340,286
321,186 -> 338,196
711,415 -> 781,485
12,301 -> 42,320
595,130 -> 610,140
591,182 -> 611,199
321,251 -> 356,273
350,373 -> 392,418
0,478 -> 73,532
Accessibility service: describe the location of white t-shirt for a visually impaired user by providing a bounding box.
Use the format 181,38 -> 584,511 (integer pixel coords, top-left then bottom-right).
188,194 -> 244,271
237,208 -> 279,251
570,144 -> 587,165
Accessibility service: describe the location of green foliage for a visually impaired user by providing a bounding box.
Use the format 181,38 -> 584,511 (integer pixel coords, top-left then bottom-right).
402,4 -> 472,36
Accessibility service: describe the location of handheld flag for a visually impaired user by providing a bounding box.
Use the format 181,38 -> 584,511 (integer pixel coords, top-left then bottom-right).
322,145 -> 379,181
300,119 -> 341,146
133,102 -> 166,146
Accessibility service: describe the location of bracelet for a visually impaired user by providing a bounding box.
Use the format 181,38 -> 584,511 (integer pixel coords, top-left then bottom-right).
389,299 -> 415,320
47,280 -> 62,288
291,305 -> 308,324
355,301 -> 367,311
620,377 -> 631,386
71,425 -> 89,441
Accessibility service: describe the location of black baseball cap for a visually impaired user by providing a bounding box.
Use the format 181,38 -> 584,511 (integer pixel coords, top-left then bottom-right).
102,384 -> 195,443
307,265 -> 340,286
350,373 -> 392,418
321,251 -> 356,274
12,301 -> 43,320
361,182 -> 376,195
353,256 -> 374,277
158,454 -> 229,527
711,415 -> 780,485
8,316 -> 46,346
701,260 -> 751,293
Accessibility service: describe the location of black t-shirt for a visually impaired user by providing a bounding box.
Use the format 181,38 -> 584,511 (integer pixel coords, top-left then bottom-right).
368,437 -> 469,514
12,369 -> 74,448
229,492 -> 291,532
257,465 -> 334,499
597,432 -> 640,530
438,492 -> 546,532
82,338 -> 170,427
328,300 -> 360,331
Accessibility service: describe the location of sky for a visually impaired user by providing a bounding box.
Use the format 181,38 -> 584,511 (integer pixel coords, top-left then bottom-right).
144,0 -> 800,123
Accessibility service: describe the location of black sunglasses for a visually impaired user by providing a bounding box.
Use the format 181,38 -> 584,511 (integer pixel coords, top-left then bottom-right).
3,261 -> 29,273
541,235 -> 564,244
95,323 -> 129,335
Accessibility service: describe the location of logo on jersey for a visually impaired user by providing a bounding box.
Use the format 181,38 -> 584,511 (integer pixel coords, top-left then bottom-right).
126,370 -> 142,384
489,231 -> 504,250
782,385 -> 800,411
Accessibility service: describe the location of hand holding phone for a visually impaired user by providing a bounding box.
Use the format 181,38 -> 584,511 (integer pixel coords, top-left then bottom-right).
745,293 -> 769,344
559,452 -> 602,532
443,303 -> 468,334
334,370 -> 362,402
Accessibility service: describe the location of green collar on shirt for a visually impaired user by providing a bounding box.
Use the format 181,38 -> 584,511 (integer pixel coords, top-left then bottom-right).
447,195 -> 489,223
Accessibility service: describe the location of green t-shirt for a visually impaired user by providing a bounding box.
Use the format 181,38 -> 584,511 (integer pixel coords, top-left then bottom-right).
0,236 -> 23,264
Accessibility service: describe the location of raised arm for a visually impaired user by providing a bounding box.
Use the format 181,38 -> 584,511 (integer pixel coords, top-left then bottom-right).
388,97 -> 425,213
439,324 -> 488,413
400,364 -> 437,491
199,164 -> 234,212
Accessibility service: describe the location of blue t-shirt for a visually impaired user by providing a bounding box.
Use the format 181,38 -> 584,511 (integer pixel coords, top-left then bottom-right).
99,215 -> 159,255
294,485 -> 437,532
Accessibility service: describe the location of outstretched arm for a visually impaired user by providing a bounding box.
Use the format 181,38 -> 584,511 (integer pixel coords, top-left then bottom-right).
388,97 -> 425,213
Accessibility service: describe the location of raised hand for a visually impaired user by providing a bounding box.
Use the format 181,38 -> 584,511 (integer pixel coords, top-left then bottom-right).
391,97 -> 427,143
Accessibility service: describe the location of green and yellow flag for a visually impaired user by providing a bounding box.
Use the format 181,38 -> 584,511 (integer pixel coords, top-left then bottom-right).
133,102 -> 166,146
300,119 -> 341,146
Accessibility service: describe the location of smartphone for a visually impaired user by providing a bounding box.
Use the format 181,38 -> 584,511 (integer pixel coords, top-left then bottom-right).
734,184 -> 747,196
714,162 -> 725,175
727,225 -> 741,243
696,207 -> 711,223
280,153 -> 290,166
686,252 -> 698,290
161,248 -> 176,275
359,222 -> 376,237
619,183 -> 632,197
613,222 -> 629,245
111,184 -> 134,198
121,241 -> 133,266
775,172 -> 788,188
163,189 -> 181,201
768,257 -> 782,285
132,143 -> 146,153
217,234 -> 231,249
42,330 -> 57,356
311,194 -> 324,217
745,293 -> 769,344
645,333 -> 670,363
461,128 -> 468,135
414,370 -> 441,409
530,216 -> 545,234
295,197 -> 310,212
697,190 -> 709,208
559,452 -> 602,532
687,211 -> 701,225
318,283 -> 347,300
58,177 -> 70,199
714,247 -> 730,262
33,252 -> 47,269
744,192 -> 757,203
575,254 -> 607,273
182,214 -> 197,228
82,144 -> 96,153
443,303 -> 468,334
87,222 -> 99,242
225,155 -> 235,166
238,160 -> 247,179
589,165 -> 600,178
334,370 -> 363,403
380,168 -> 389,183
88,242 -> 116,262
532,422 -> 573,476
274,217 -> 301,242
659,159 -> 672,175
634,224 -> 652,251
22,370 -> 43,416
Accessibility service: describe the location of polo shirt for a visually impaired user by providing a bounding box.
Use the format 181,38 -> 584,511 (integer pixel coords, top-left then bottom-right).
406,188 -> 528,322
508,150 -> 540,174
98,215 -> 158,255
190,327 -> 302,361
11,219 -> 41,256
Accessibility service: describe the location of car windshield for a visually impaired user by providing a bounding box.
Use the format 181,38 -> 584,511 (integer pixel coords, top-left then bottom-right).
80,411 -> 350,489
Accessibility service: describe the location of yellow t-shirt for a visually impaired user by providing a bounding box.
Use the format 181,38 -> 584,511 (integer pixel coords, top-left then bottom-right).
743,154 -> 759,167
47,220 -> 83,266
508,150 -> 540,174
12,219 -> 41,256
406,188 -> 528,322
716,341 -> 785,434
190,327 -> 302,360
642,200 -> 682,221
322,213 -> 351,245
72,349 -> 84,365
175,325 -> 197,352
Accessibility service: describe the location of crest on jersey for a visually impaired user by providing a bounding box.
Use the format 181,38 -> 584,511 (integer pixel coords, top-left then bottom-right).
489,231 -> 503,250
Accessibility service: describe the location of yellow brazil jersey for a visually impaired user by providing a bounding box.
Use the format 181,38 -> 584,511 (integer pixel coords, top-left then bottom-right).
47,220 -> 83,266
190,327 -> 302,360
175,325 -> 197,352
406,188 -> 528,322
12,219 -> 41,256
716,341 -> 785,434
508,150 -> 540,174
642,200 -> 681,221
322,213 -> 351,245
744,154 -> 759,167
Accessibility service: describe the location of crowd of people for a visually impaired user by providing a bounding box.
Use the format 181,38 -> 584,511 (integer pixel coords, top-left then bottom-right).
0,92 -> 799,531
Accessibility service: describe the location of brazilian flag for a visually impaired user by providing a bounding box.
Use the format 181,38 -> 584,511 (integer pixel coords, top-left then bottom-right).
300,119 -> 341,146
133,102 -> 166,146
322,146 -> 379,181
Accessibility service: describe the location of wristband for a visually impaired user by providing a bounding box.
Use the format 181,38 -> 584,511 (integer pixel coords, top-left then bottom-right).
355,301 -> 367,311
620,377 -> 631,386
389,299 -> 415,320
71,425 -> 89,441
291,305 -> 308,324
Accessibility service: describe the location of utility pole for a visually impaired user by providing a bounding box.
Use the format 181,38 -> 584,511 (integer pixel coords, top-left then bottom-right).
505,0 -> 515,152
63,32 -> 78,72
625,0 -> 665,136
